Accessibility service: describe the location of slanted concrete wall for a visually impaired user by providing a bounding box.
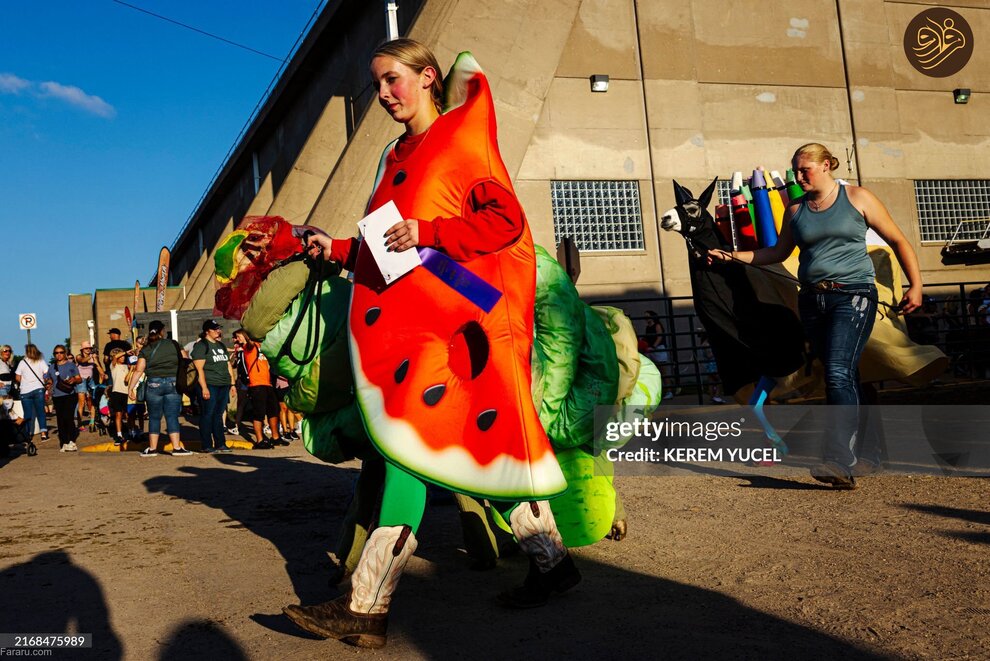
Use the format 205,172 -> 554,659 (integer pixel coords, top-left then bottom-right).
161,0 -> 990,326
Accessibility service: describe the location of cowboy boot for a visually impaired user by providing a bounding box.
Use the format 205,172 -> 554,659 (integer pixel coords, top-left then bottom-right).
497,501 -> 581,608
284,524 -> 417,648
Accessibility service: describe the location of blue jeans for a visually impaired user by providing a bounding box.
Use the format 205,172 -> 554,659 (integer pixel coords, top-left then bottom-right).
799,284 -> 877,469
20,389 -> 47,436
146,377 -> 181,435
199,384 -> 230,451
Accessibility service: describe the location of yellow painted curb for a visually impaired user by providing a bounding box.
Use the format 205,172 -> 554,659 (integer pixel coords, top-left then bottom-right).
82,438 -> 258,452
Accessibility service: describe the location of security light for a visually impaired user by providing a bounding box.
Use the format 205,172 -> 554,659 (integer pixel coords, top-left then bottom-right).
953,88 -> 971,104
590,74 -> 609,93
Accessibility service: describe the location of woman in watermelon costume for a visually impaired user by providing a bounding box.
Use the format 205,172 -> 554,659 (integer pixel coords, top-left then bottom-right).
283,39 -> 579,648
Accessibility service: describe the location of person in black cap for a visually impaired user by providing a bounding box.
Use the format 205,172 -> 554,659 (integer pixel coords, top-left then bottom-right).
130,320 -> 193,457
191,319 -> 233,453
102,328 -> 132,373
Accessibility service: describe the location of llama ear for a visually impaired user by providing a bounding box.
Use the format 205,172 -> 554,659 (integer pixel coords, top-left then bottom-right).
672,180 -> 692,206
698,177 -> 718,209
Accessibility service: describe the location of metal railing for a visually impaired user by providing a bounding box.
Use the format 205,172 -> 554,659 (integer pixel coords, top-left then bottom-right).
595,280 -> 990,404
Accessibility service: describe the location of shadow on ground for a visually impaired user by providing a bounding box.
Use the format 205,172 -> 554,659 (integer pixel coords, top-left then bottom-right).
158,619 -> 248,661
903,502 -> 990,546
141,454 -> 885,659
143,453 -> 356,605
0,550 -> 123,659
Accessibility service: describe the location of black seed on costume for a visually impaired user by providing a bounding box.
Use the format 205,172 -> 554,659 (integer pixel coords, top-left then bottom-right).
423,384 -> 446,406
477,409 -> 497,431
395,359 -> 409,384
393,170 -> 407,185
365,307 -> 381,326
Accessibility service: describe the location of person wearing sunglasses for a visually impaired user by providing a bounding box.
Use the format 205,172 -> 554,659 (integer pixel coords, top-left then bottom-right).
0,345 -> 13,402
74,342 -> 105,428
48,345 -> 81,452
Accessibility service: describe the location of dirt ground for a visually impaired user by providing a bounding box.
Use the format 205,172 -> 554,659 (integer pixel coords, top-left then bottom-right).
2,386 -> 990,660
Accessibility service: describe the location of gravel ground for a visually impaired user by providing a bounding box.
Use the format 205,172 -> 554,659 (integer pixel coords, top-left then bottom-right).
2,384 -> 989,660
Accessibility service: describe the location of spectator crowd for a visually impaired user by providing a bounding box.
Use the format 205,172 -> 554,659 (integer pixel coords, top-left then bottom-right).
0,321 -> 303,457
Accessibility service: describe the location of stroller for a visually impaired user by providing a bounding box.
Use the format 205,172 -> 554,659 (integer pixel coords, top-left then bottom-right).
89,383 -> 112,437
0,398 -> 38,457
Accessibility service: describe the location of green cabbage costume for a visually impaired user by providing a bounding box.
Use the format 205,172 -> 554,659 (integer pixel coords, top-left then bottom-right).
239,244 -> 662,547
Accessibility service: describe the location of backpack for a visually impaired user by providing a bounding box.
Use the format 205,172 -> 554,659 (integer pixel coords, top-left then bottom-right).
172,340 -> 198,395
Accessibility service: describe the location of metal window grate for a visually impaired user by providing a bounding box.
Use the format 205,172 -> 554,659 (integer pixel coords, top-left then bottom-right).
550,180 -> 644,251
915,179 -> 990,243
717,179 -> 732,206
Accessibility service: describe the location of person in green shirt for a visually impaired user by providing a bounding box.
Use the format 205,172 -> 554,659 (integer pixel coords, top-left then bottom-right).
191,320 -> 234,453
131,320 -> 193,457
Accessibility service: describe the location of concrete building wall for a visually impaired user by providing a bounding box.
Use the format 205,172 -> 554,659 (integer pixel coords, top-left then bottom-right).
843,0 -> 990,283
68,294 -> 94,353
134,310 -> 223,346
175,0 -> 427,309
83,288 -> 185,350
161,0 -> 990,323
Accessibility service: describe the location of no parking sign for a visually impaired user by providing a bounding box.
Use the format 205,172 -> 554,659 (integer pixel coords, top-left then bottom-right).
18,313 -> 37,330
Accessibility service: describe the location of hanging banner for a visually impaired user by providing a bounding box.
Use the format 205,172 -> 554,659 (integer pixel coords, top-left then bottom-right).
124,306 -> 133,346
155,246 -> 170,312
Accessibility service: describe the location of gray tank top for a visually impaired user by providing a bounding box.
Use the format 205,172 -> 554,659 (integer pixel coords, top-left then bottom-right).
790,185 -> 875,285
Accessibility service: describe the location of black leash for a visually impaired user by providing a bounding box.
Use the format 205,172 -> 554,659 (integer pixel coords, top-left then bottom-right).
276,248 -> 329,367
709,248 -> 903,320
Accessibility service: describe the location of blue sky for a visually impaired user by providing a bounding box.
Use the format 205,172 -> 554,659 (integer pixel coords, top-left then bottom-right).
1,1 -> 324,356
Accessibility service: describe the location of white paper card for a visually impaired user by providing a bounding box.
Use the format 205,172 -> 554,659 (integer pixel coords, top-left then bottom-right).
357,200 -> 422,284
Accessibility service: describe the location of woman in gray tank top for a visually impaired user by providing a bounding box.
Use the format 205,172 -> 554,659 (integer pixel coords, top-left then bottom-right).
708,143 -> 923,488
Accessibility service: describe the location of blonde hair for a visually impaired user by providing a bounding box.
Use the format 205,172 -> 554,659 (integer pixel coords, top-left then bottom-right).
24,344 -> 42,361
371,38 -> 443,113
793,143 -> 840,172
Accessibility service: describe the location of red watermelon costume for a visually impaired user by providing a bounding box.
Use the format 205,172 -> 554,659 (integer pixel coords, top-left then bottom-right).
283,52 -> 581,645
345,53 -> 565,502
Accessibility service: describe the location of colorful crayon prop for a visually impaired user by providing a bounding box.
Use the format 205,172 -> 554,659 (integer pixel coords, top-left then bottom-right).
785,168 -> 804,203
714,203 -> 735,249
740,182 -> 758,242
765,168 -> 786,235
734,172 -> 757,228
770,170 -> 790,206
731,193 -> 758,250
750,169 -> 777,248
729,172 -> 757,249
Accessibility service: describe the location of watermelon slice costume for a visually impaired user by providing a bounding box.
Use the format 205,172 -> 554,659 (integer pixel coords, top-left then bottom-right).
347,53 -> 565,502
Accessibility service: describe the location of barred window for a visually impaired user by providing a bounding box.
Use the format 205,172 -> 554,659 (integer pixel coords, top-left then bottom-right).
915,179 -> 990,243
550,180 -> 644,252
716,179 -> 732,206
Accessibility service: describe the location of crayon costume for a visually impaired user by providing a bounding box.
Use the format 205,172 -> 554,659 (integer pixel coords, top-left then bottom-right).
283,53 -> 579,648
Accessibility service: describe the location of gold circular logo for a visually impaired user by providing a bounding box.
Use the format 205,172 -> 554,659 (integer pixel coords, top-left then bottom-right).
904,8 -> 974,78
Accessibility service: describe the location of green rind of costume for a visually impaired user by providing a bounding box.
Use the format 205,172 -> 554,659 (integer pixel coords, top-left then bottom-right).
260,276 -> 351,381
240,260 -> 311,341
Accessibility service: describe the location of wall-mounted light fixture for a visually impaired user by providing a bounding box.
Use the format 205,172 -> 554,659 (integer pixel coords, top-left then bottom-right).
590,74 -> 609,93
953,88 -> 971,104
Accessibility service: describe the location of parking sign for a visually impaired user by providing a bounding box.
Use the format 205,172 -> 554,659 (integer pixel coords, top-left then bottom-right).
18,313 -> 37,330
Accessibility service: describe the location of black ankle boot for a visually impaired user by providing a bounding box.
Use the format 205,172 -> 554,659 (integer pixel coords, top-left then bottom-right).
496,554 -> 581,608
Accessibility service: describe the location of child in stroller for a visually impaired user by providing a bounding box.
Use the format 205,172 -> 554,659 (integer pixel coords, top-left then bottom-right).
90,382 -> 112,437
1,397 -> 38,458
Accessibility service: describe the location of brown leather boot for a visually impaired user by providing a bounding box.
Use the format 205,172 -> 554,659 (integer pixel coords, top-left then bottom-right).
497,501 -> 581,608
283,524 -> 417,648
283,596 -> 387,648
